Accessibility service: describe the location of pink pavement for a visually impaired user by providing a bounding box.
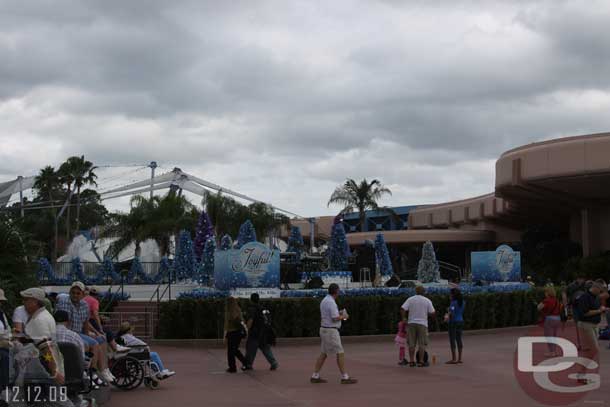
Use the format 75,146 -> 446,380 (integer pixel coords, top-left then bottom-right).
111,327 -> 610,407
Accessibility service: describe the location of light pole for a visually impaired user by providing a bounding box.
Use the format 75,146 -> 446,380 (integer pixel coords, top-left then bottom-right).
149,161 -> 157,200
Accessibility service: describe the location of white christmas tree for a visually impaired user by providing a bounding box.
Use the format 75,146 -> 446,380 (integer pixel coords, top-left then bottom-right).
417,241 -> 440,283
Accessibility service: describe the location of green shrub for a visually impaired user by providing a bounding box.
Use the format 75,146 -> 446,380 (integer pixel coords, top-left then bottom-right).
157,290 -> 540,339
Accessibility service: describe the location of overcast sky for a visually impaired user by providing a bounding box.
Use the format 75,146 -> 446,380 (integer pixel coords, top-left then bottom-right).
2,0 -> 610,217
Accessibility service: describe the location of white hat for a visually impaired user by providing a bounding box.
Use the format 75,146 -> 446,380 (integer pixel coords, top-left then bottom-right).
20,287 -> 46,302
71,281 -> 86,292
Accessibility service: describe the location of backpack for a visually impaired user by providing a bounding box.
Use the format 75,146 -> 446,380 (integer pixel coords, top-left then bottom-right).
416,350 -> 429,365
262,309 -> 277,346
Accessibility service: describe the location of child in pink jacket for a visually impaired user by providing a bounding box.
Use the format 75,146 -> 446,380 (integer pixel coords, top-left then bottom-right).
395,320 -> 408,365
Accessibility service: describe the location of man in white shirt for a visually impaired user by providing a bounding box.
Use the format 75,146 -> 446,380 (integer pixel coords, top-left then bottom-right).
0,288 -> 11,389
310,284 -> 357,384
20,287 -> 65,384
401,285 -> 435,367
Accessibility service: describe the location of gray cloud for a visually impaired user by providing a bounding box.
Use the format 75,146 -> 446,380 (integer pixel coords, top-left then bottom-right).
2,0 -> 610,217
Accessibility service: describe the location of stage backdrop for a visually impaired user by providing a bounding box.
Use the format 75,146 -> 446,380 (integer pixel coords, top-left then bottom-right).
214,241 -> 280,291
471,244 -> 521,282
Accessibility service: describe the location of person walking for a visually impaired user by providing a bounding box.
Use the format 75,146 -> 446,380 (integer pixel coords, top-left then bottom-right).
401,285 -> 435,367
446,288 -> 465,364
537,286 -> 561,356
243,293 -> 278,371
575,281 -> 606,352
563,275 -> 586,348
224,297 -> 248,373
310,283 -> 357,384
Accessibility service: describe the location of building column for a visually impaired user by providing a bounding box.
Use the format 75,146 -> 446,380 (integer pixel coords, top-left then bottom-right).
581,208 -> 591,257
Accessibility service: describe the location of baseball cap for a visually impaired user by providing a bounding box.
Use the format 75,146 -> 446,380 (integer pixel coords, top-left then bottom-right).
20,287 -> 46,301
0,289 -> 6,301
71,281 -> 86,292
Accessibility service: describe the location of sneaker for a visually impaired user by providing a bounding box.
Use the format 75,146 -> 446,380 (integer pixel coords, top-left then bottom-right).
398,360 -> 408,366
100,369 -> 115,384
310,377 -> 327,383
115,344 -> 131,353
159,369 -> 176,379
241,365 -> 253,371
226,368 -> 237,373
270,364 -> 278,371
341,377 -> 358,384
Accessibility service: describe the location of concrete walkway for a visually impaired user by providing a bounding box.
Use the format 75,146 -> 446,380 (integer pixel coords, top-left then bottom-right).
111,327 -> 610,407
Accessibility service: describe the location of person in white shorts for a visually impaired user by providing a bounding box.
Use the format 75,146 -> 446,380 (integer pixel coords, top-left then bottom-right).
310,283 -> 357,384
401,285 -> 435,367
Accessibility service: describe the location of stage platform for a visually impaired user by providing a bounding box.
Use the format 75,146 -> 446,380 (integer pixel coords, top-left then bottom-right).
43,283 -> 201,301
43,281 -> 382,301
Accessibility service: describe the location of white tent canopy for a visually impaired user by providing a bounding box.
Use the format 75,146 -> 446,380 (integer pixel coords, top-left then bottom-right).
100,167 -> 304,219
0,176 -> 35,207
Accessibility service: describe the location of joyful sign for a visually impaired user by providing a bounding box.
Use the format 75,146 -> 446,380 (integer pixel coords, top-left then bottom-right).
215,242 -> 280,290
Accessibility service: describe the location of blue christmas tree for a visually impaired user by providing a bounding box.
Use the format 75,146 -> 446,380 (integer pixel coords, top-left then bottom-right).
194,210 -> 214,263
374,233 -> 394,277
71,257 -> 88,283
286,226 -> 304,261
96,257 -> 121,284
220,234 -> 233,251
236,220 -> 257,249
329,223 -> 350,271
200,238 -> 216,285
175,230 -> 197,280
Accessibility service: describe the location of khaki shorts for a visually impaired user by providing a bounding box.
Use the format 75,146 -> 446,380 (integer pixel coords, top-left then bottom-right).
577,321 -> 599,351
320,327 -> 344,355
407,323 -> 429,350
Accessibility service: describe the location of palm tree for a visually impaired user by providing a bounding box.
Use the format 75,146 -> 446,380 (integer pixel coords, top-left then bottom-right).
33,166 -> 61,204
33,166 -> 61,260
327,178 -> 392,232
58,156 -> 98,239
103,195 -> 154,260
103,193 -> 199,259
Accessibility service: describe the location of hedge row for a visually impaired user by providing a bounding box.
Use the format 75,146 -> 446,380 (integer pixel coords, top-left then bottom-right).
158,289 -> 542,339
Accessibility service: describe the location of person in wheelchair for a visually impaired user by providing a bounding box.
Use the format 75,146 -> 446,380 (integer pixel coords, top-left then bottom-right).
116,322 -> 175,380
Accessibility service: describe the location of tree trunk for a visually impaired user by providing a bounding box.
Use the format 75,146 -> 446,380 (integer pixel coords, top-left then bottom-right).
65,186 -> 72,242
75,185 -> 81,235
359,210 -> 366,232
50,191 -> 58,262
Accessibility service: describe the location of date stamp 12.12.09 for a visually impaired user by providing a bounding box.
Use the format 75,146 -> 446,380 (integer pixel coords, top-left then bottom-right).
2,386 -> 69,404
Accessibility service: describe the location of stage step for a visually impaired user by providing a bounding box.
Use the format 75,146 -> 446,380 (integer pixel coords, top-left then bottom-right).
102,300 -> 160,339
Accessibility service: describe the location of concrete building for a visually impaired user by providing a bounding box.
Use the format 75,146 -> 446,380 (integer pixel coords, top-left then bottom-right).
289,133 -> 610,275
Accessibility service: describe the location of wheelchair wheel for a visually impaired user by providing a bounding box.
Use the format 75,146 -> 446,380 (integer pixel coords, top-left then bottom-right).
110,356 -> 144,390
144,377 -> 160,390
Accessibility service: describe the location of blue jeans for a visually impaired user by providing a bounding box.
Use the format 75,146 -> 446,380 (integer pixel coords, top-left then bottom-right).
245,337 -> 278,368
544,316 -> 561,352
149,351 -> 165,372
448,321 -> 464,351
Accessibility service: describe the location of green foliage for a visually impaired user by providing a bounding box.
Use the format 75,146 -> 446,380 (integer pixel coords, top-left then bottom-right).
521,224 -> 582,283
103,193 -> 199,258
327,178 -> 392,231
158,290 -> 540,339
0,216 -> 38,312
204,192 -> 288,242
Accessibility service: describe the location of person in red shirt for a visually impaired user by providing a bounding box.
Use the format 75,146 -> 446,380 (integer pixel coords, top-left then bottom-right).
84,287 -> 102,333
537,286 -> 562,356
